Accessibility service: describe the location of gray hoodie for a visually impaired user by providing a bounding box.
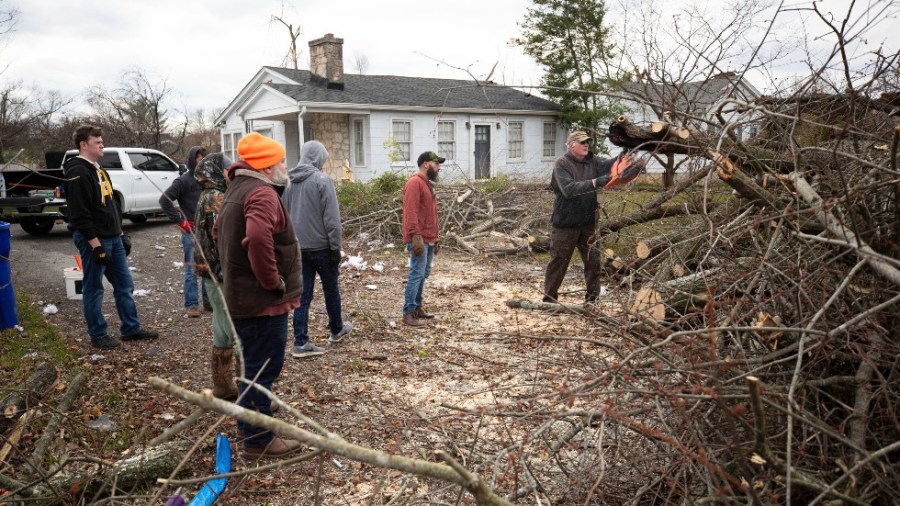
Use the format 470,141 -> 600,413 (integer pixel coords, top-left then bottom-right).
282,140 -> 342,252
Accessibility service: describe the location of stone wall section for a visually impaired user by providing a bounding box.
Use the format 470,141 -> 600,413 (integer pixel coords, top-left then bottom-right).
310,112 -> 351,180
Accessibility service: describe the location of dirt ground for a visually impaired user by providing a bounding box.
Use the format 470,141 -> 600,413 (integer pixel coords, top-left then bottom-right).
7,219 -> 622,505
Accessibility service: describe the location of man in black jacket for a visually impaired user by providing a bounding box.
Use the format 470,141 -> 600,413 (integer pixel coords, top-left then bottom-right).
543,130 -> 643,303
159,145 -> 209,317
65,125 -> 158,349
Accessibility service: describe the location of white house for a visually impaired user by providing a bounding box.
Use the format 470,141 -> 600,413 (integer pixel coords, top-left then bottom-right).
607,72 -> 763,175
216,34 -> 564,182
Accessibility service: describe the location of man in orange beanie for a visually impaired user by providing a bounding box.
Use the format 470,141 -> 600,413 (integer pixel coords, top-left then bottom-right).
214,132 -> 302,458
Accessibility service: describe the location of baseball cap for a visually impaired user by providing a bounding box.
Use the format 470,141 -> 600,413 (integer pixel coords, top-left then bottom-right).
566,131 -> 592,144
417,151 -> 446,167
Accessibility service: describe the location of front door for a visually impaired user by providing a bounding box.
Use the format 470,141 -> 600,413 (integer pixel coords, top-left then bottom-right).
474,125 -> 491,179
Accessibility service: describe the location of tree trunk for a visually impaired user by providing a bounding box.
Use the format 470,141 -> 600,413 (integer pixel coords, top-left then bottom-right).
1,362 -> 57,435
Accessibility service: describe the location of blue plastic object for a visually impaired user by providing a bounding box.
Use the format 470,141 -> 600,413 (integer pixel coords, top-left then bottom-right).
186,434 -> 231,506
0,222 -> 19,330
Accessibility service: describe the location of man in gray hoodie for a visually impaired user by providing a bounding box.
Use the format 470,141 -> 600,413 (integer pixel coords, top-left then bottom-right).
282,140 -> 352,357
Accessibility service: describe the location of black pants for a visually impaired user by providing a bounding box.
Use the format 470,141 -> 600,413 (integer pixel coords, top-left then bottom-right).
543,224 -> 602,302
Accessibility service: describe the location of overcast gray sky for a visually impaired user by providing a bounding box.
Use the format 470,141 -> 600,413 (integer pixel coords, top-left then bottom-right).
4,0 -> 545,113
3,0 -> 897,115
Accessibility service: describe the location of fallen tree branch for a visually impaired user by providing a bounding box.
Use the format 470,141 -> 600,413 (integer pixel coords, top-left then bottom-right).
148,379 -> 511,505
30,371 -> 87,468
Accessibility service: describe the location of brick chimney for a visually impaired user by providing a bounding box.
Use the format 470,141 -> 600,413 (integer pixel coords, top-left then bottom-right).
308,33 -> 344,90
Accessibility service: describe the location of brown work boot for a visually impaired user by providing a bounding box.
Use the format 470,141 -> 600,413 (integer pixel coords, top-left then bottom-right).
242,437 -> 301,459
414,306 -> 435,319
211,347 -> 239,401
402,313 -> 426,327
186,307 -> 201,318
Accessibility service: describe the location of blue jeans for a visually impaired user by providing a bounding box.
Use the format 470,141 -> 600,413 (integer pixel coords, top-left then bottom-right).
73,231 -> 141,339
232,313 -> 288,448
403,242 -> 434,316
182,232 -> 208,309
293,249 -> 343,347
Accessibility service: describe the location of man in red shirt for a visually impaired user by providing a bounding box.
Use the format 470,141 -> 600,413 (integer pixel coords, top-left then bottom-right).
401,151 -> 444,326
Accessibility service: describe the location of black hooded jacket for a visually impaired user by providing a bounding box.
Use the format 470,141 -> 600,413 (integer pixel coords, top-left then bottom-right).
64,156 -> 122,239
159,146 -> 203,223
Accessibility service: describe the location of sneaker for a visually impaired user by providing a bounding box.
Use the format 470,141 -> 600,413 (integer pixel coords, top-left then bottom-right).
121,328 -> 159,341
243,437 -> 301,459
91,335 -> 121,349
327,322 -> 353,345
292,342 -> 326,358
185,307 -> 201,318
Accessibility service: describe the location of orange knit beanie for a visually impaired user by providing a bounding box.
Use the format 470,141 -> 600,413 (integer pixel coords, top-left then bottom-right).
237,132 -> 285,170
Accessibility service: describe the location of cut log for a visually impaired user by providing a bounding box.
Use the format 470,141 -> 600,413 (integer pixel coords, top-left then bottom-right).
598,201 -> 714,235
489,231 -> 529,249
469,216 -> 506,235
629,287 -> 665,321
505,298 -> 595,316
0,362 -> 58,435
607,118 -> 705,155
527,234 -> 550,253
446,232 -> 480,255
709,149 -> 782,209
11,441 -> 191,501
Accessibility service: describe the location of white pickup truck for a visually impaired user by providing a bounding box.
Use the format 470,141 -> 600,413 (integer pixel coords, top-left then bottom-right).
0,147 -> 186,234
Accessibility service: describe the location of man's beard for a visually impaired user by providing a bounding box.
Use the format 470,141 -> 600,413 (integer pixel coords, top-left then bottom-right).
426,166 -> 439,182
270,169 -> 289,186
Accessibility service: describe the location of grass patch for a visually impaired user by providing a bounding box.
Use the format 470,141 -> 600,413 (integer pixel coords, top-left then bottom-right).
477,174 -> 513,193
0,291 -> 77,382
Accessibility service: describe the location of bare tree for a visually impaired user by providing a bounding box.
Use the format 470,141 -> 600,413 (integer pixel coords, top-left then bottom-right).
353,51 -> 369,75
86,67 -> 185,152
271,1 -> 302,69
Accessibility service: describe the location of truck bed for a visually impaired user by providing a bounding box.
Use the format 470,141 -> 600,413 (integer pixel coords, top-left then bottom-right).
0,168 -> 65,197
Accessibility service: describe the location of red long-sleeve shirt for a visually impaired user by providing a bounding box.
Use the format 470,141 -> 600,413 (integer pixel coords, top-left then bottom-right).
401,172 -> 439,243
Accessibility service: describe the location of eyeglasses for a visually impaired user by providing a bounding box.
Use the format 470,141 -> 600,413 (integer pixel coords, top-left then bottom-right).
578,140 -> 590,146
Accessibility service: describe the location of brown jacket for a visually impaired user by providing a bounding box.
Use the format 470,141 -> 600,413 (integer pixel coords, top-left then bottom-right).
214,170 -> 301,318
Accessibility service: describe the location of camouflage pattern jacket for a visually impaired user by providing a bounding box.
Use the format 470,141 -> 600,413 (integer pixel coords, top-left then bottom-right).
193,153 -> 230,280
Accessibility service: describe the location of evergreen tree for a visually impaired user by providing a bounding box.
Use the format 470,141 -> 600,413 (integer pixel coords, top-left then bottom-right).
513,0 -> 620,146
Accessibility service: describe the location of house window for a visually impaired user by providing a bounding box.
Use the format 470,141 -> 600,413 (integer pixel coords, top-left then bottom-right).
508,121 -> 524,159
542,122 -> 557,158
254,127 -> 272,138
223,132 -> 242,163
353,119 -> 365,166
437,121 -> 455,161
392,120 -> 412,162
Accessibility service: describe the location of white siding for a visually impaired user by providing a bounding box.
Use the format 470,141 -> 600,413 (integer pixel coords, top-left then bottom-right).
221,105 -> 562,183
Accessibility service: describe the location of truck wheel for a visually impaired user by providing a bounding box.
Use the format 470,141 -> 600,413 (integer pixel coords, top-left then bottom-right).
20,217 -> 56,235
129,215 -> 148,224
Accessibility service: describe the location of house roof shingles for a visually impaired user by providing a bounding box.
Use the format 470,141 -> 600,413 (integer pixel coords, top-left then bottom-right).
263,67 -> 560,112
620,74 -> 758,113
